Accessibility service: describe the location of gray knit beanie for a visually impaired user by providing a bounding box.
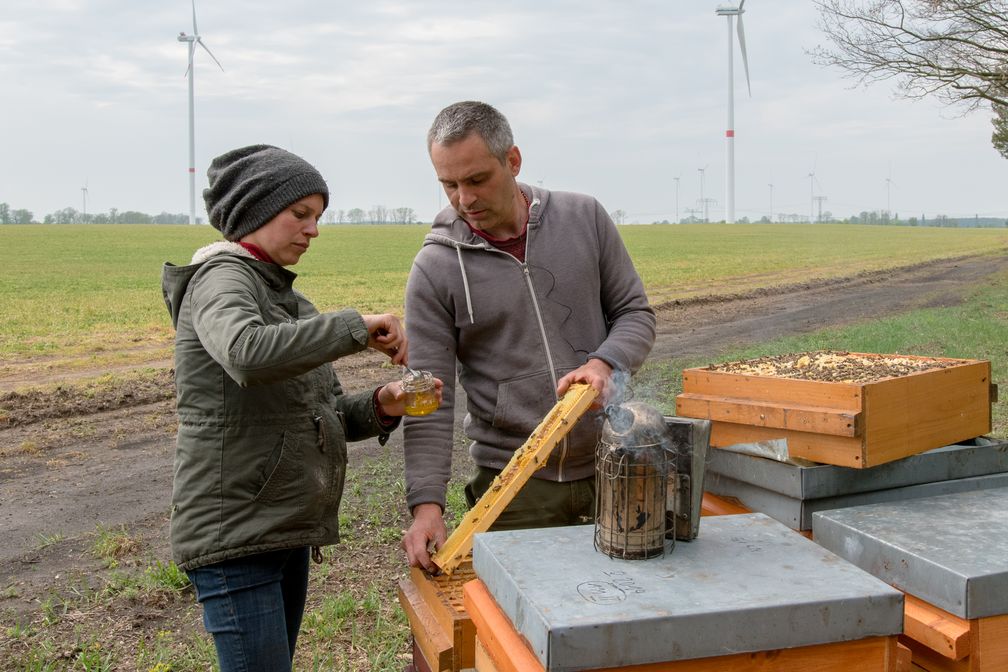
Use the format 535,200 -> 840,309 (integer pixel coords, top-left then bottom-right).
203,144 -> 330,241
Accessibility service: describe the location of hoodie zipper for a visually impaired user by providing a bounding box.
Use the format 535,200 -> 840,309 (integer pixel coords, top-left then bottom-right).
441,195 -> 571,478
515,194 -> 568,479
519,262 -> 569,479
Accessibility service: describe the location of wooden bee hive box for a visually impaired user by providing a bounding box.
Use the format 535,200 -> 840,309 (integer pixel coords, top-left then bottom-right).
398,563 -> 477,672
676,351 -> 993,468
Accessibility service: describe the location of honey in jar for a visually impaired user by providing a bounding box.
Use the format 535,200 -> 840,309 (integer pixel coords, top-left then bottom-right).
402,369 -> 439,416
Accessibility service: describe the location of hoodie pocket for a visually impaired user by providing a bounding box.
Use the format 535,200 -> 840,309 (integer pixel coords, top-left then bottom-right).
492,370 -> 558,435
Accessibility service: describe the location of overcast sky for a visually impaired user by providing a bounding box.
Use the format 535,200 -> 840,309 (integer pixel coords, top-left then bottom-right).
3,0 -> 1006,223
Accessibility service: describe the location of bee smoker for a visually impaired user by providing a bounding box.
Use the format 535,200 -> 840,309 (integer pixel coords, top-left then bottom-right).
594,402 -> 673,559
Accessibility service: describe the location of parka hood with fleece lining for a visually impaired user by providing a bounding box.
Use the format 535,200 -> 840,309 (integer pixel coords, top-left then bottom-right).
161,241 -> 299,329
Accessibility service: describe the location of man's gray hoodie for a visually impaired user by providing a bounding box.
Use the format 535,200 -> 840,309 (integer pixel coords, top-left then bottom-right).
403,184 -> 656,512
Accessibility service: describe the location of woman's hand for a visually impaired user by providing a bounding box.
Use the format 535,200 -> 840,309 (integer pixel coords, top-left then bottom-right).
362,313 -> 407,365
376,377 -> 444,417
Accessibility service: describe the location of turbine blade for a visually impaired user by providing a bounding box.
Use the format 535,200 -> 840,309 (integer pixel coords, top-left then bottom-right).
197,38 -> 225,71
191,0 -> 199,35
737,14 -> 751,96
738,0 -> 746,10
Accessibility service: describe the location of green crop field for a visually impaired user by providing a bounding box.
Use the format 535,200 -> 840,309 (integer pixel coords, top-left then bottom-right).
1,223 -> 1006,360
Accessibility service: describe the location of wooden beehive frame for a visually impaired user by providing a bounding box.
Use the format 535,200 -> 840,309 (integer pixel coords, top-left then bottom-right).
432,383 -> 598,575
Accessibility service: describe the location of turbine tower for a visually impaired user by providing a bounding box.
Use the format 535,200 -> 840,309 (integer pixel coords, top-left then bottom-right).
178,0 -> 223,225
715,1 -> 752,224
81,181 -> 89,219
673,175 -> 680,223
697,166 -> 707,223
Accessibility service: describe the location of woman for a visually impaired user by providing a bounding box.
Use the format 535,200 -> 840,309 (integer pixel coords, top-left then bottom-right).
161,144 -> 435,671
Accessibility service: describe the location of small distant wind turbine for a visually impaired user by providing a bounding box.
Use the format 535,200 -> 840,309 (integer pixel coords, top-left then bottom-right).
673,175 -> 680,223
716,0 -> 752,224
178,0 -> 223,225
808,163 -> 825,223
697,166 -> 708,222
81,180 -> 89,219
885,168 -> 895,219
808,170 -> 815,224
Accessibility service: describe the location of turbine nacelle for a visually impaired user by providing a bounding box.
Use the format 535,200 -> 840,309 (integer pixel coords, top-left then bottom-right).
716,0 -> 745,16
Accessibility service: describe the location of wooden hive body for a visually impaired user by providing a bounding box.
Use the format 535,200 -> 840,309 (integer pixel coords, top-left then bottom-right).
677,353 -> 992,468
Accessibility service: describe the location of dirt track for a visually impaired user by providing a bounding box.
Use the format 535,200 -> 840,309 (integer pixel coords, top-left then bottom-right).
2,251 -> 1007,637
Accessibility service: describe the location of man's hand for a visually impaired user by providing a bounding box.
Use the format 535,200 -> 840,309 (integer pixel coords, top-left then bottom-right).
556,358 -> 613,409
362,313 -> 407,365
401,502 -> 448,573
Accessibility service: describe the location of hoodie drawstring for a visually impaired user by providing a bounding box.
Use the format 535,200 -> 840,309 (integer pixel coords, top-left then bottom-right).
455,244 -> 476,325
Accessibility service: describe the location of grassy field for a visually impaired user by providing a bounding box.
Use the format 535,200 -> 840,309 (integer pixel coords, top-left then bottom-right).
1,223 -> 1007,360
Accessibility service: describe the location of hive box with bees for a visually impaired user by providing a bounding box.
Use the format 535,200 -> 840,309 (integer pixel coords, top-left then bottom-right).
676,351 -> 994,468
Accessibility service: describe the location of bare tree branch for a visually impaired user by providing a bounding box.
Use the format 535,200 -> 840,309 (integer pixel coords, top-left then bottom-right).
811,0 -> 1008,110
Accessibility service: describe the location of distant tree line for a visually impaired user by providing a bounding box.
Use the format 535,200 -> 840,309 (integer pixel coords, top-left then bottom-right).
0,203 -> 197,225
322,206 -> 418,225
1,201 -> 423,226
647,211 -> 1008,227
0,202 -> 34,224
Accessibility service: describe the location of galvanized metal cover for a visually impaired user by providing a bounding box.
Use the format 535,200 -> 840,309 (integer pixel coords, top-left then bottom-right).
472,514 -> 903,671
708,439 -> 1008,500
709,471 -> 1008,530
813,487 -> 1008,620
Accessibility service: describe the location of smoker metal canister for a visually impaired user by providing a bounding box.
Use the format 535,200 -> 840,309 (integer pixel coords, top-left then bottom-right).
594,402 -> 672,559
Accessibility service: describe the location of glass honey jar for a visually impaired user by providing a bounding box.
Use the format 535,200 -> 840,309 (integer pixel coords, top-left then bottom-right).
402,368 -> 439,416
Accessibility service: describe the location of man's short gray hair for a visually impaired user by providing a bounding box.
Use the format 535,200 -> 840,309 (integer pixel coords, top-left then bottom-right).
427,101 -> 514,162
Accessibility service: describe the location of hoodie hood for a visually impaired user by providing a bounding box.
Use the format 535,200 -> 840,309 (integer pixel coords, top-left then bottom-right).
422,183 -> 544,325
161,241 -> 285,328
424,182 -> 545,249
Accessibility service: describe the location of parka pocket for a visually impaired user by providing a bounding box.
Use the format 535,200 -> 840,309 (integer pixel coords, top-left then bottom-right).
253,432 -> 302,504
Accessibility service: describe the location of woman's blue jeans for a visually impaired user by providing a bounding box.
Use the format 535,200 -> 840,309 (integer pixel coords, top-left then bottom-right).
186,547 -> 311,672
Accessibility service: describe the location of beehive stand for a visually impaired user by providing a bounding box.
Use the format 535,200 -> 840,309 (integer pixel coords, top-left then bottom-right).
432,383 -> 598,575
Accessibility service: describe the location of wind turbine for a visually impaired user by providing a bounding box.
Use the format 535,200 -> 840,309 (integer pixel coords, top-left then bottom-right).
81,180 -> 89,219
698,166 -> 707,222
178,0 -> 223,225
807,169 -> 817,223
673,175 -> 680,223
715,1 -> 752,224
885,168 -> 895,221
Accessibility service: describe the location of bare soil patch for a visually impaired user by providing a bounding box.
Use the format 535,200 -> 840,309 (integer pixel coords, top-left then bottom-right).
2,252 -> 1006,669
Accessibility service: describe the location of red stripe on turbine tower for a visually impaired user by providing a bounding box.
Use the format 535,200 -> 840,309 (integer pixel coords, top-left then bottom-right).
726,129 -> 735,137
189,168 -> 196,173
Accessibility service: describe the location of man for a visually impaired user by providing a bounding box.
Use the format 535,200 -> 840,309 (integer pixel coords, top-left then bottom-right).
401,101 -> 655,572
